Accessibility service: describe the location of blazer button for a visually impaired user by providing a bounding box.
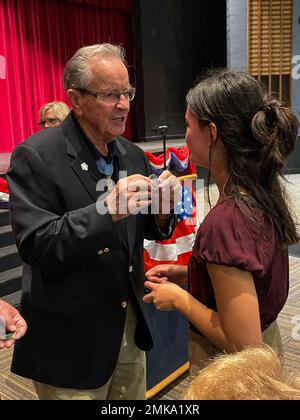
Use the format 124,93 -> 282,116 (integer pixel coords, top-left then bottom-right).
129,265 -> 133,273
104,248 -> 110,253
98,250 -> 104,255
122,301 -> 127,309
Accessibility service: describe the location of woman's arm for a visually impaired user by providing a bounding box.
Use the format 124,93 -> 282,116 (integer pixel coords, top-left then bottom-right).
183,264 -> 262,351
144,263 -> 262,352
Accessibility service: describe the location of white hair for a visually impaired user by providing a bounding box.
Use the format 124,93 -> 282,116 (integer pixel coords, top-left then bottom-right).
62,43 -> 126,91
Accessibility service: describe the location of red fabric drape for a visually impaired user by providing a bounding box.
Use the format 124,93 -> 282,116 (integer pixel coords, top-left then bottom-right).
0,0 -> 133,153
67,0 -> 132,12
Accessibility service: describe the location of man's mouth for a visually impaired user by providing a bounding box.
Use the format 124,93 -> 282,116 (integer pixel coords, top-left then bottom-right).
113,117 -> 126,123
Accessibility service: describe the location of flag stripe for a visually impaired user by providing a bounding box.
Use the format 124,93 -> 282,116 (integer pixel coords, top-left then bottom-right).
144,233 -> 195,261
144,250 -> 192,272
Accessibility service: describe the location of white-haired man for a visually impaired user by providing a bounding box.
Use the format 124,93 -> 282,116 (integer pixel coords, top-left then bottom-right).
8,44 -> 178,400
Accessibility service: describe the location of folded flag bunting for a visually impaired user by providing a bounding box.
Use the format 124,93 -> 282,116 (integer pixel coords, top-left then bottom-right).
144,146 -> 197,272
144,145 -> 195,175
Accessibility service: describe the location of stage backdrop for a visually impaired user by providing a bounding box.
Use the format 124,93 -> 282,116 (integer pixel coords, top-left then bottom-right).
0,0 -> 133,152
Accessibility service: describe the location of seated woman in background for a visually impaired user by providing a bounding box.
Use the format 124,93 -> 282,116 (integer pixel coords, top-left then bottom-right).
144,69 -> 299,379
182,345 -> 300,400
38,101 -> 70,129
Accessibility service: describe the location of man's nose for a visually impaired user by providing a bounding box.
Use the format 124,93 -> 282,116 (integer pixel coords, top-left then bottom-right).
116,94 -> 130,110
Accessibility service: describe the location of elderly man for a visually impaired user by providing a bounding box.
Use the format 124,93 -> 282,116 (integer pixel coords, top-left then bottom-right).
7,44 -> 178,400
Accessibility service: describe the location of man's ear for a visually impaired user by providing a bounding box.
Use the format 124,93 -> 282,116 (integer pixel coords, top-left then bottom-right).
67,89 -> 83,116
209,122 -> 218,143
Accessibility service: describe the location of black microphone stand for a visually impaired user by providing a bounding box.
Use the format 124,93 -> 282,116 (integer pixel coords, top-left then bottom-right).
158,125 -> 168,170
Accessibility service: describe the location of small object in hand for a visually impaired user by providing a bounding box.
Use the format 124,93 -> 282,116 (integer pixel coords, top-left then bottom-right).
0,315 -> 16,340
177,174 -> 197,182
149,174 -> 159,190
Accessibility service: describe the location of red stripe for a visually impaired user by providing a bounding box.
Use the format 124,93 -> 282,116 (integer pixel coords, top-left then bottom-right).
145,150 -> 171,165
0,178 -> 9,194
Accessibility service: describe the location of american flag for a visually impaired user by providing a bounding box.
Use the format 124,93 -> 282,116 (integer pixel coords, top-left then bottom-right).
144,146 -> 197,271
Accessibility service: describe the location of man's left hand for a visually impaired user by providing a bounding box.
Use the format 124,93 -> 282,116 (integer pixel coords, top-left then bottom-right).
0,300 -> 27,349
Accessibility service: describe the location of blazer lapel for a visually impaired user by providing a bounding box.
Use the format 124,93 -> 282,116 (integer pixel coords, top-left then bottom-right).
70,154 -> 99,202
63,115 -> 99,202
63,117 -> 137,260
115,139 -> 136,261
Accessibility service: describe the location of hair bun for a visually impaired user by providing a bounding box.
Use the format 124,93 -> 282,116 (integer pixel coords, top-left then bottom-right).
265,104 -> 277,128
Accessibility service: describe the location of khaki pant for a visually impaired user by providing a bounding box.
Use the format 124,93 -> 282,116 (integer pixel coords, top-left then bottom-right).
189,320 -> 283,380
34,301 -> 146,400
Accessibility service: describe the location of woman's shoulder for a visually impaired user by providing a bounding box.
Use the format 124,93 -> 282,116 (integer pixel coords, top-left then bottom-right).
202,199 -> 242,227
200,198 -> 272,241
197,199 -> 274,273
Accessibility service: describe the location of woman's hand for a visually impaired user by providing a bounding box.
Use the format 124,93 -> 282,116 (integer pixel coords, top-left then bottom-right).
143,280 -> 187,311
145,264 -> 188,285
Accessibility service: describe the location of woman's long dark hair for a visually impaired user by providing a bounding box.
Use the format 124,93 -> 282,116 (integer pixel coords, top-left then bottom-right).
186,69 -> 299,247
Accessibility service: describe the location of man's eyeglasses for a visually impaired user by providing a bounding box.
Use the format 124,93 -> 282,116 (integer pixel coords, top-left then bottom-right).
38,118 -> 61,128
75,87 -> 136,103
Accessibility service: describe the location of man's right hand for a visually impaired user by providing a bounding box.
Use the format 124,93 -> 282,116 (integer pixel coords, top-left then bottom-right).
145,264 -> 188,285
105,174 -> 152,222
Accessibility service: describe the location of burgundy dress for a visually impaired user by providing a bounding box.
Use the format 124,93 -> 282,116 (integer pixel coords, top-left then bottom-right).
188,199 -> 289,333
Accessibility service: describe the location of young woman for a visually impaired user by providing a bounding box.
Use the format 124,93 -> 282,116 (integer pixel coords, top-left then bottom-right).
144,70 -> 299,377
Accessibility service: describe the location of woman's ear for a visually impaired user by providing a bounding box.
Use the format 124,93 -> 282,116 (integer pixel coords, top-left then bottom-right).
67,89 -> 83,116
209,122 -> 218,143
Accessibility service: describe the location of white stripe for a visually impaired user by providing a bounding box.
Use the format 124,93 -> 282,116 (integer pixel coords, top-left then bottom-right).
0,192 -> 9,201
144,234 -> 195,261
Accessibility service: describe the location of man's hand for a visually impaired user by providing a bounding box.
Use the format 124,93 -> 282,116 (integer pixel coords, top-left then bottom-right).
0,300 -> 27,349
156,170 -> 182,216
145,264 -> 188,285
105,174 -> 152,222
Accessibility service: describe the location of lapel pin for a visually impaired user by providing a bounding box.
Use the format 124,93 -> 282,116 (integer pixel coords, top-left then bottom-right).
81,162 -> 89,171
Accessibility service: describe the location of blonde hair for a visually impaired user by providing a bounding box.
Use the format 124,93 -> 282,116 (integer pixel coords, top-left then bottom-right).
183,345 -> 300,400
39,101 -> 70,123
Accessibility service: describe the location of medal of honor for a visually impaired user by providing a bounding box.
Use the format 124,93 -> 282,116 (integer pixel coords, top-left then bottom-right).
107,176 -> 114,192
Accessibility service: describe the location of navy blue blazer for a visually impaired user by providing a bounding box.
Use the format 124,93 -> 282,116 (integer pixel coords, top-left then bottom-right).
7,113 -> 175,389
